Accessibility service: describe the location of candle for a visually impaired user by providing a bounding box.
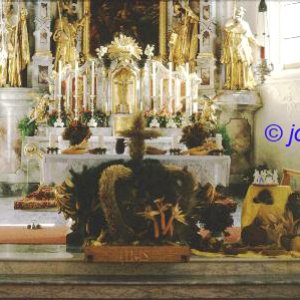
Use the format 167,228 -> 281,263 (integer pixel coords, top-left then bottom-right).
83,75 -> 87,109
175,79 -> 180,111
185,62 -> 189,75
192,102 -> 198,113
74,61 -> 79,119
152,61 -> 156,98
58,60 -> 62,96
168,62 -> 173,97
49,133 -> 56,148
91,60 -> 95,96
66,76 -> 70,110
74,61 -> 78,97
160,79 -> 164,109
216,133 -> 223,149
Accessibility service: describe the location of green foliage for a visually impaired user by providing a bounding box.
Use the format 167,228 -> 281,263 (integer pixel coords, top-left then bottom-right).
80,110 -> 110,127
215,125 -> 232,155
47,110 -> 71,127
18,116 -> 37,138
144,110 -> 183,128
62,120 -> 91,146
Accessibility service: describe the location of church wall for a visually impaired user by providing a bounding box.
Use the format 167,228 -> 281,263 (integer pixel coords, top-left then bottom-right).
254,76 -> 300,173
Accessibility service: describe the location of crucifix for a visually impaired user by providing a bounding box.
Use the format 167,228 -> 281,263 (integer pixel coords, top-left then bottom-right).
114,77 -> 134,114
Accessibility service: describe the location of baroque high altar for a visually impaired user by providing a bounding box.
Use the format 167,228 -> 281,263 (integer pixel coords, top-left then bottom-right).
0,0 -> 264,183
4,0 -> 217,122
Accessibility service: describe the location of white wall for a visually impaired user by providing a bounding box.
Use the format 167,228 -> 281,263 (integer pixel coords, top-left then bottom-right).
255,75 -> 300,171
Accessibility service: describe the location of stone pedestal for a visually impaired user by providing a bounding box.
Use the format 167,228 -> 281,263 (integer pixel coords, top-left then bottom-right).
215,90 -> 262,183
0,88 -> 34,183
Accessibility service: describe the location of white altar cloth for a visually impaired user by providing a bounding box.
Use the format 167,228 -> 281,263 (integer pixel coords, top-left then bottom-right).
41,154 -> 231,187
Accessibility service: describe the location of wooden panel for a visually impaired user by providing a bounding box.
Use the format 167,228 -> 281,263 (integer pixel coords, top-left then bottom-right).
84,246 -> 190,263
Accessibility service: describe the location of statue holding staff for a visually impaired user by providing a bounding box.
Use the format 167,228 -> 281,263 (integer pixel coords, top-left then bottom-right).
221,7 -> 258,90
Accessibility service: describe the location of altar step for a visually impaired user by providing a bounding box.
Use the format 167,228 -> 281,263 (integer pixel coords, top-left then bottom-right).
0,273 -> 299,299
0,256 -> 300,298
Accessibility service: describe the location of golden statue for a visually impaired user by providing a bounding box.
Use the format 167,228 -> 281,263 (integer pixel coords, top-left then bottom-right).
169,2 -> 199,68
0,3 -> 30,87
53,10 -> 88,69
221,7 -> 258,90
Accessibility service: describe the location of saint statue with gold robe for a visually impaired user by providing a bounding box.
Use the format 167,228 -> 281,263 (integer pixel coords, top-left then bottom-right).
0,3 -> 30,87
53,11 -> 88,69
221,7 -> 258,90
169,2 -> 199,68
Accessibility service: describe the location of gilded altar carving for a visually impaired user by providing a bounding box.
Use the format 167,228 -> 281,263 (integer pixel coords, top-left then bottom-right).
107,34 -> 141,114
53,4 -> 88,69
169,1 -> 199,68
0,2 -> 30,87
221,7 -> 258,90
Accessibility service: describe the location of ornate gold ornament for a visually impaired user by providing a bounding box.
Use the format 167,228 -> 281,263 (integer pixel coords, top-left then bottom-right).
24,143 -> 43,160
107,34 -> 143,62
0,2 -> 30,87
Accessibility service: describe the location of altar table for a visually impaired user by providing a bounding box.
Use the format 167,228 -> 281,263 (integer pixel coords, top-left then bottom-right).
41,154 -> 231,187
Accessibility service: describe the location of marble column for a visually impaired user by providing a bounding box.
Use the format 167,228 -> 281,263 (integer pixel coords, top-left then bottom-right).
0,88 -> 33,182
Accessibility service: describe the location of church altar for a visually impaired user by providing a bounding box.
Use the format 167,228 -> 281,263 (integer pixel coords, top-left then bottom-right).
41,154 -> 231,187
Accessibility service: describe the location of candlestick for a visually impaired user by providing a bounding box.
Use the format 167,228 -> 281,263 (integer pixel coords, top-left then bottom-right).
83,75 -> 87,110
152,61 -> 156,98
58,60 -> 62,96
74,62 -> 79,120
168,62 -> 173,97
175,79 -> 180,112
91,60 -> 95,96
216,133 -> 223,150
66,76 -> 70,111
160,79 -> 164,110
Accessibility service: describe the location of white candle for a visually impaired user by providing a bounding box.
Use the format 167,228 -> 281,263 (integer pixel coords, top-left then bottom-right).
74,61 -> 78,97
185,62 -> 189,75
152,61 -> 156,98
83,75 -> 87,109
168,62 -> 173,97
160,79 -> 164,109
58,61 -> 62,96
49,133 -> 56,147
193,102 -> 198,113
216,133 -> 223,149
91,60 -> 95,96
66,76 -> 70,110
175,79 -> 180,112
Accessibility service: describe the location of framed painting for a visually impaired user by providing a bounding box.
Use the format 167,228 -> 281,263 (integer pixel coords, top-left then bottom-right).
88,0 -> 159,56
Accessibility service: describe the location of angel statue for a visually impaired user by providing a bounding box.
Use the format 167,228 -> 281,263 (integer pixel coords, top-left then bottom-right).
169,1 -> 199,68
0,2 -> 30,87
53,6 -> 89,69
221,7 -> 258,90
